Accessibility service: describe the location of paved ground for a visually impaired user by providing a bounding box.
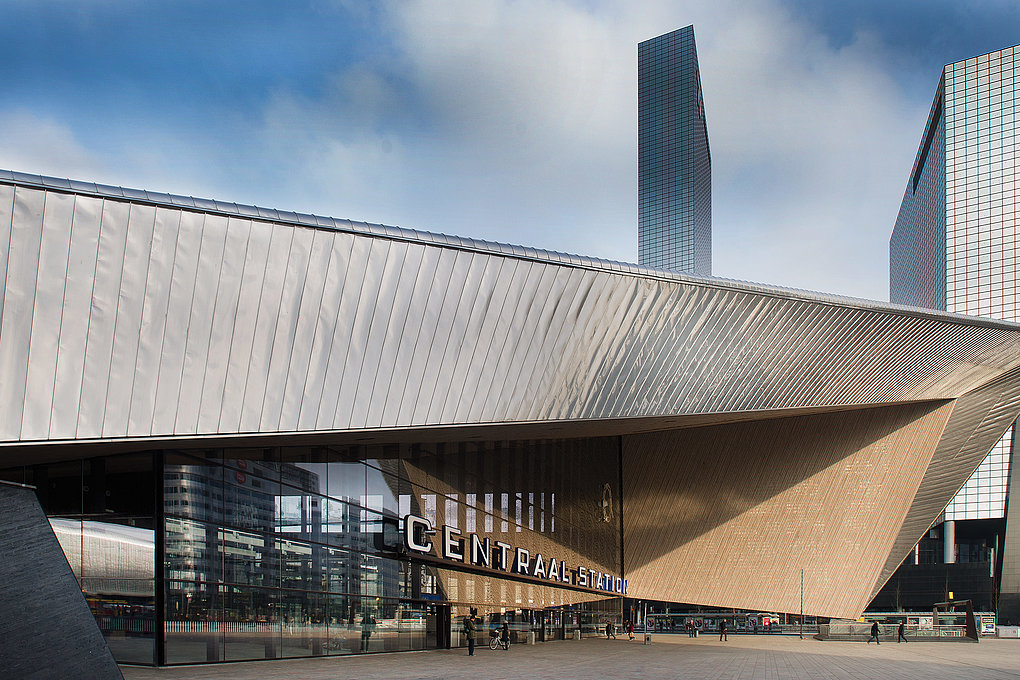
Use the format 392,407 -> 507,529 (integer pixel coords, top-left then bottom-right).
120,634 -> 1020,680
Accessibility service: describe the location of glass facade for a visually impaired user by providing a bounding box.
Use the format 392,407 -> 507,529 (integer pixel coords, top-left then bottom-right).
0,436 -> 623,665
890,45 -> 1020,522
638,25 -> 712,276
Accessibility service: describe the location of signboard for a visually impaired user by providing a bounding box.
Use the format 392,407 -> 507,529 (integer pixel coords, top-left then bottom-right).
402,514 -> 627,596
979,615 -> 996,635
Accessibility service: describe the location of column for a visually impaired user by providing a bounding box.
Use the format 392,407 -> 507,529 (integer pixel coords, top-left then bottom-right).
944,520 -> 956,564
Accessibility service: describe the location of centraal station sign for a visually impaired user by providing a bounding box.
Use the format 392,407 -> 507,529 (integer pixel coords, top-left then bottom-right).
403,514 -> 627,596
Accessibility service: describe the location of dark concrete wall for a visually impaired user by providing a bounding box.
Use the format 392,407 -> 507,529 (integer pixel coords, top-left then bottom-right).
0,481 -> 123,679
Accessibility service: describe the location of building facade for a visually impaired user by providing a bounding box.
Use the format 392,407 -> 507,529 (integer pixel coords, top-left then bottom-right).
638,25 -> 712,275
4,170 -> 1020,668
889,44 -> 1020,617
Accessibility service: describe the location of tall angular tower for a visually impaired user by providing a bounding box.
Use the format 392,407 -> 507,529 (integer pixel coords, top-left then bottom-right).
638,25 -> 712,275
888,44 -> 1020,618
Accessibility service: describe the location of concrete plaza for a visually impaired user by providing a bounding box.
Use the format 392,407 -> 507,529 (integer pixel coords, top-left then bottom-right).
120,634 -> 1020,680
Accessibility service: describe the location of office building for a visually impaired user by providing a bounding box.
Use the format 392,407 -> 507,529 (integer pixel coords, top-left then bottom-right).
638,25 -> 712,275
887,44 -> 1020,617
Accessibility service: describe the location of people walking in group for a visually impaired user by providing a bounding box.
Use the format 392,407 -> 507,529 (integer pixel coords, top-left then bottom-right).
718,619 -> 728,642
627,619 -> 635,640
464,612 -> 477,656
897,621 -> 908,643
867,621 -> 880,644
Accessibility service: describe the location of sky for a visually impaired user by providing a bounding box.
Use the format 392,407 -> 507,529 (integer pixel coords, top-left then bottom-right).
1,0 -> 1018,302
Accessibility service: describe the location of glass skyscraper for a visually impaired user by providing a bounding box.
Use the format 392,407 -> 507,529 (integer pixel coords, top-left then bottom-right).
888,44 -> 1020,616
638,25 -> 712,275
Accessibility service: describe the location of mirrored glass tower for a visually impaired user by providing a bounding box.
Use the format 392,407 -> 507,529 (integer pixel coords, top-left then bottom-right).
638,25 -> 712,275
889,44 -> 1020,617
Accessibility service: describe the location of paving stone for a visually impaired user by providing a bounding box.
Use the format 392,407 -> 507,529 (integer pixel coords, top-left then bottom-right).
120,634 -> 1020,680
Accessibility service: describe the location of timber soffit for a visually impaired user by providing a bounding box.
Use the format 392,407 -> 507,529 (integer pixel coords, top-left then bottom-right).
3,168 -> 1020,335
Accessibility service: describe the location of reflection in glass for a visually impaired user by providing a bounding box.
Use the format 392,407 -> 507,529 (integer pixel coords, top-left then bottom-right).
52,517 -> 156,665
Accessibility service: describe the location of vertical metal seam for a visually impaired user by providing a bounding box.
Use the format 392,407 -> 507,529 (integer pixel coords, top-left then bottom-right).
209,218 -> 255,433
119,205 -> 158,437
143,208 -> 184,436
40,193 -> 75,439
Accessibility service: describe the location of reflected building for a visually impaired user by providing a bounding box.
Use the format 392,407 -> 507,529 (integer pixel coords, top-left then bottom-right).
3,168 -> 1020,668
638,25 -> 712,275
886,44 -> 1020,617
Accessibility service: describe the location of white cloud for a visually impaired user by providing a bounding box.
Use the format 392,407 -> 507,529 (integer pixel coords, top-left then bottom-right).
243,0 -> 931,300
0,110 -> 101,180
0,1 -> 936,302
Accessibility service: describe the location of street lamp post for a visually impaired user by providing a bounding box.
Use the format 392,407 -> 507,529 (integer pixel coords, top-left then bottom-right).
799,568 -> 804,640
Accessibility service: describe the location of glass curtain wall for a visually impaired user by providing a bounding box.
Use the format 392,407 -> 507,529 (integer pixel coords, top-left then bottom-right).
0,435 -> 622,665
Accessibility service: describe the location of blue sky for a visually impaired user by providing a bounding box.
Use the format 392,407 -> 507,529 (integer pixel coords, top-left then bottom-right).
2,0 -> 1018,301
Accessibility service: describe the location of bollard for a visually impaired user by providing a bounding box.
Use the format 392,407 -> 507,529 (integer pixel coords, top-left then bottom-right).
527,631 -> 536,645
643,633 -> 652,645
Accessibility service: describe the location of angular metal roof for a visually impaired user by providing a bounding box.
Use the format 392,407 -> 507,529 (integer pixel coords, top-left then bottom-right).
3,171 -> 1020,618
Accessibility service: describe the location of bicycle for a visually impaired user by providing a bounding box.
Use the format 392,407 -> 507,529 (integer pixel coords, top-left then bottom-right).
489,629 -> 510,650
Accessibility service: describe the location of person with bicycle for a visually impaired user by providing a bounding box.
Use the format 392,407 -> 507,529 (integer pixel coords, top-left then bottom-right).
489,620 -> 511,650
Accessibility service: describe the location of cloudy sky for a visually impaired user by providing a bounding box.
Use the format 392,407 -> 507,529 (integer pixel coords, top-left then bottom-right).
2,1 -> 1018,301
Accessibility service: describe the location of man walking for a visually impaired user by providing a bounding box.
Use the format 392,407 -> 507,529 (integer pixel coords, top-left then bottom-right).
897,621 -> 908,643
867,621 -> 880,644
719,619 -> 728,642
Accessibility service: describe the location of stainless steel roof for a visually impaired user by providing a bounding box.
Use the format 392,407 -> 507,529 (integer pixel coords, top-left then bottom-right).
3,168 -> 1017,333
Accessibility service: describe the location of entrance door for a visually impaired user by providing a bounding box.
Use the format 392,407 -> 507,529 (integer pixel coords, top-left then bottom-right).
428,604 -> 451,649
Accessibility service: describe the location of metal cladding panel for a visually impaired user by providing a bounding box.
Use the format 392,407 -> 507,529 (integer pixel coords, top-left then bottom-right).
220,219 -> 273,433
197,217 -> 252,434
78,200 -> 130,436
1,188 -> 45,440
239,222 -> 293,432
277,227 -> 333,431
49,197 -> 102,439
22,192 -> 74,440
127,207 -> 181,435
104,203 -> 156,437
150,210 -> 203,435
0,185 -> 13,334
177,212 -> 228,435
3,183 -> 1020,445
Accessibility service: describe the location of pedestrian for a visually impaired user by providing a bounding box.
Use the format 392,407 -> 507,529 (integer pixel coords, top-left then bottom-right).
719,619 -> 728,642
608,621 -> 617,639
464,613 -> 477,656
867,621 -> 880,644
897,621 -> 908,643
360,612 -> 376,651
627,619 -> 635,640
